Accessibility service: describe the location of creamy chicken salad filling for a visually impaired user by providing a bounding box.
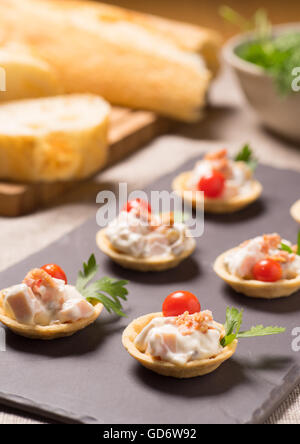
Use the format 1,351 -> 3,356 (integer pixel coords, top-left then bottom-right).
2,268 -> 95,326
188,149 -> 253,199
225,233 -> 300,280
106,209 -> 195,259
135,311 -> 223,365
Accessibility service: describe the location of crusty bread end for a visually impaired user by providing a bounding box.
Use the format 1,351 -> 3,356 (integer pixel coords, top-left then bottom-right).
0,94 -> 110,182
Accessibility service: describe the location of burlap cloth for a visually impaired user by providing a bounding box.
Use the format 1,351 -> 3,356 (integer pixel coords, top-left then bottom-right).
0,68 -> 299,424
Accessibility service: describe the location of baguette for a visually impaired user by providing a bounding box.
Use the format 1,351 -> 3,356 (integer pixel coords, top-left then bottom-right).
0,94 -> 110,182
57,0 -> 221,75
0,42 -> 62,102
0,0 -> 221,121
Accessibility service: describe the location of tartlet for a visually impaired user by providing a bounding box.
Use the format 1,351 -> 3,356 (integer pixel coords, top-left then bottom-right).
0,254 -> 128,339
172,170 -> 262,214
97,200 -> 196,272
214,233 -> 300,299
122,292 -> 285,378
122,312 -> 237,378
291,200 -> 300,224
214,248 -> 300,299
0,294 -> 103,340
172,146 -> 262,214
96,228 -> 196,272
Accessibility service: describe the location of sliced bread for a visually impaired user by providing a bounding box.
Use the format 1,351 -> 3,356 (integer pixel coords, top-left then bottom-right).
0,94 -> 110,182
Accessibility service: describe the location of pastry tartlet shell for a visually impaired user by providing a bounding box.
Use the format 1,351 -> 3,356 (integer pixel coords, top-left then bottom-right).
96,228 -> 196,272
0,291 -> 103,340
122,312 -> 237,378
172,171 -> 262,214
291,200 -> 300,224
214,248 -> 300,299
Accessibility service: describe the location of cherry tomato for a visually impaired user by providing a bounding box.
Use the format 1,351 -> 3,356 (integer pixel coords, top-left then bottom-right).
197,170 -> 225,198
41,264 -> 67,284
123,198 -> 151,214
252,259 -> 282,282
162,291 -> 201,317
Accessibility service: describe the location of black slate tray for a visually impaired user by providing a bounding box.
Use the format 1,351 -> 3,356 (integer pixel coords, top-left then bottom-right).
0,158 -> 300,424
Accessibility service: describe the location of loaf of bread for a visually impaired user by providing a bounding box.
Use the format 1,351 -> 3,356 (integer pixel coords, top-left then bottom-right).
0,94 -> 110,182
0,42 -> 62,102
0,0 -> 221,121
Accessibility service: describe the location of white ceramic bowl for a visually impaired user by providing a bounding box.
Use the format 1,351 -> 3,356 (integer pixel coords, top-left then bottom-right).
223,24 -> 300,142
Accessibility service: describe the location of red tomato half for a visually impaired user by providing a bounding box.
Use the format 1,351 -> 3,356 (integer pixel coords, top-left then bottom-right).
162,291 -> 201,317
252,259 -> 282,282
123,198 -> 151,214
197,170 -> 225,198
41,264 -> 67,284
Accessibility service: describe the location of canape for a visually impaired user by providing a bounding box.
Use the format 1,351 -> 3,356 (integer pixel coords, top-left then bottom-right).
97,199 -> 196,272
214,233 -> 300,299
122,291 -> 284,378
0,255 -> 128,339
172,145 -> 262,213
291,200 -> 300,224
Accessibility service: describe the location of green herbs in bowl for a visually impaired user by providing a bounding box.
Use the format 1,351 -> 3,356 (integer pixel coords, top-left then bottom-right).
222,7 -> 300,141
235,31 -> 300,95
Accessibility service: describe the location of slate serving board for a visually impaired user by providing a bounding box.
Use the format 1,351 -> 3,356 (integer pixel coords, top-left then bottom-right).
0,158 -> 300,424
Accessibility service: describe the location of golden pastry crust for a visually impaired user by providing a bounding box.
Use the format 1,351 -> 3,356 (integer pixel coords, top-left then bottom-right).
122,312 -> 237,378
172,170 -> 262,214
291,200 -> 300,224
214,248 -> 300,299
96,228 -> 196,272
0,291 -> 103,339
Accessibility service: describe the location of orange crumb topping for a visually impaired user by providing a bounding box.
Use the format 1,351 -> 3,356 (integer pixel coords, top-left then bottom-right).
175,310 -> 214,336
262,234 -> 281,253
204,149 -> 228,161
204,149 -> 232,179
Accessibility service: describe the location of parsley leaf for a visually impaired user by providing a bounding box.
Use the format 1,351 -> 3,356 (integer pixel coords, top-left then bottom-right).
76,254 -> 128,317
235,144 -> 258,170
76,254 -> 98,293
280,231 -> 300,256
237,325 -> 286,338
220,307 -> 243,347
221,306 -> 285,347
280,242 -> 293,254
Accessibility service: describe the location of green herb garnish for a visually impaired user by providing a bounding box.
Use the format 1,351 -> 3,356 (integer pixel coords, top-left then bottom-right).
221,307 -> 243,347
219,6 -> 253,32
280,242 -> 293,254
76,254 -> 128,317
279,231 -> 300,256
220,6 -> 300,95
220,6 -> 271,38
235,143 -> 258,170
237,325 -> 286,338
221,306 -> 285,347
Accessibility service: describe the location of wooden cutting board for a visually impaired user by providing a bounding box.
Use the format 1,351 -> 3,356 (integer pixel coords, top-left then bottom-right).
0,107 -> 171,217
